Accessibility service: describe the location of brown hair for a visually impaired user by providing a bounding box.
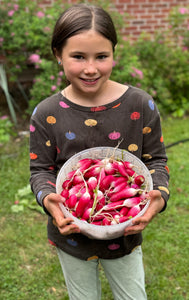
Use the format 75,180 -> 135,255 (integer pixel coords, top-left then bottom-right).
51,3 -> 117,57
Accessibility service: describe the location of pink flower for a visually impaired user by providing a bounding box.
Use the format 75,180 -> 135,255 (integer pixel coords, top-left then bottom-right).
51,85 -> 57,91
0,115 -> 8,120
9,20 -> 13,24
36,11 -> 45,18
14,200 -> 19,204
29,54 -> 41,64
8,10 -> 15,17
50,75 -> 55,80
112,60 -> 117,67
43,26 -> 51,32
179,7 -> 188,14
11,32 -> 15,37
131,72 -> 136,78
59,71 -> 64,76
16,65 -> 20,69
132,67 -> 143,79
14,4 -> 19,11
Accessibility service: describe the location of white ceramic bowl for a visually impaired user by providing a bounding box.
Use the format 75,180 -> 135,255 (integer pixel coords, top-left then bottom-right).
56,147 -> 153,240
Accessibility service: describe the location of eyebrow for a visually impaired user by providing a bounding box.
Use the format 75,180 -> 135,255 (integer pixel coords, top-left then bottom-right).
70,51 -> 111,55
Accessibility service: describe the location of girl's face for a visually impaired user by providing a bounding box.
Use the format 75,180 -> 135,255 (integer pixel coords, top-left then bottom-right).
59,30 -> 114,99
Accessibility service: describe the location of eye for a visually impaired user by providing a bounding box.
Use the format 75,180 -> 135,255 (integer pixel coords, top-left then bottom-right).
73,55 -> 84,60
97,55 -> 108,60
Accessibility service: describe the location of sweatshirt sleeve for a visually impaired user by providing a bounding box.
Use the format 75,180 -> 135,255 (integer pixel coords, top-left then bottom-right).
29,105 -> 58,210
142,98 -> 170,211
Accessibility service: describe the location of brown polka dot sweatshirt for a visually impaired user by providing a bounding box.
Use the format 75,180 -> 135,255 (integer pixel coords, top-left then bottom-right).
30,85 -> 170,260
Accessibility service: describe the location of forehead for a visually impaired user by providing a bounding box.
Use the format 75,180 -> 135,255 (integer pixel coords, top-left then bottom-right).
63,30 -> 113,53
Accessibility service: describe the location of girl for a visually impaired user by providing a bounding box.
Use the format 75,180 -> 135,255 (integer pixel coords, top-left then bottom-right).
30,4 -> 170,300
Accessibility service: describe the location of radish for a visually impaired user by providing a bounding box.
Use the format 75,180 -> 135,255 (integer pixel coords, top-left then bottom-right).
60,189 -> 69,199
76,158 -> 93,172
110,188 -> 141,202
75,191 -> 91,217
123,161 -> 133,170
67,194 -> 78,209
134,175 -> 145,187
123,196 -> 142,207
62,179 -> 72,189
119,216 -> 129,223
60,155 -> 149,226
116,161 -> 129,179
119,206 -> 129,216
82,207 -> 92,220
99,175 -> 115,191
104,161 -> 117,175
87,176 -> 98,191
127,204 -> 141,218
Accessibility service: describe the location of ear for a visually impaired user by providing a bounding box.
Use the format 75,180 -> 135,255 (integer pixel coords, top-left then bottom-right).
53,47 -> 62,63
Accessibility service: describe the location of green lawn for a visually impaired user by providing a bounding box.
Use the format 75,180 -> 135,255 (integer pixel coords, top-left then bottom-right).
0,117 -> 189,300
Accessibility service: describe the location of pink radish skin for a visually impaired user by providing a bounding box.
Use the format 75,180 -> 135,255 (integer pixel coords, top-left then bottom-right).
123,161 -> 133,170
87,177 -> 98,191
104,161 -> 117,175
68,183 -> 84,196
123,197 -> 142,207
62,179 -> 72,189
75,192 -> 91,217
72,174 -> 84,185
60,189 -> 69,199
82,207 -> 92,220
91,220 -> 102,225
110,188 -> 140,202
84,165 -> 101,178
107,182 -> 128,197
77,159 -> 93,172
67,194 -> 78,209
99,175 -> 115,191
126,168 -> 136,177
127,204 -> 141,218
116,161 -> 129,179
102,218 -> 111,225
66,170 -> 77,180
134,175 -> 145,186
119,216 -> 129,223
119,206 -> 129,216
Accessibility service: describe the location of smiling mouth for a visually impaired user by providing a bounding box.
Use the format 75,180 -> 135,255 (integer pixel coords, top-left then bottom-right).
81,78 -> 99,83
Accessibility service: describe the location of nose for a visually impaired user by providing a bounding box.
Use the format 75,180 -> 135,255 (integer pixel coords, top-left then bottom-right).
84,60 -> 97,75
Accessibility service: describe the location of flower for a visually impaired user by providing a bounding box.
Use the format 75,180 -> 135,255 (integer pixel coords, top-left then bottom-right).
0,115 -> 8,120
43,26 -> 51,32
8,10 -> 15,17
132,67 -> 143,79
51,85 -> 57,91
59,71 -> 64,76
29,54 -> 41,64
11,32 -> 15,37
112,60 -> 117,67
14,4 -> 19,11
36,11 -> 45,18
50,75 -> 55,80
179,7 -> 188,14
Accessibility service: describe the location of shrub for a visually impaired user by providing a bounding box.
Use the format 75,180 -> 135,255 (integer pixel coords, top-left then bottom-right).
0,1 -> 189,117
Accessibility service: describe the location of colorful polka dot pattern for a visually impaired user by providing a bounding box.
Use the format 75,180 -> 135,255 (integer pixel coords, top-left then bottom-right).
30,88 -> 170,260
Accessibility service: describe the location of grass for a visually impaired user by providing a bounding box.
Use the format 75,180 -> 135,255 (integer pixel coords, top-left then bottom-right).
0,117 -> 189,300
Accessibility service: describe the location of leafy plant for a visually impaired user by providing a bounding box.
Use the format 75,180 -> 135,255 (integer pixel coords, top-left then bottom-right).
11,184 -> 44,214
0,115 -> 16,145
0,1 -> 189,117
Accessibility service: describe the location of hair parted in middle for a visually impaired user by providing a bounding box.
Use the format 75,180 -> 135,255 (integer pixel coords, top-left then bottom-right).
51,3 -> 118,57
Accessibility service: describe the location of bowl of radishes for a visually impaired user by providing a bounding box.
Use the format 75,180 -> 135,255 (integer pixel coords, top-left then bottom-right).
56,147 -> 153,240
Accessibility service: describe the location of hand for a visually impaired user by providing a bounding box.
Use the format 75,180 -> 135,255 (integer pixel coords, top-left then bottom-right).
43,193 -> 80,235
124,190 -> 165,236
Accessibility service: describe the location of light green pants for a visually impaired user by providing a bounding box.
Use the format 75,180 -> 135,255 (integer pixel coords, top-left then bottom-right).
57,246 -> 147,300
